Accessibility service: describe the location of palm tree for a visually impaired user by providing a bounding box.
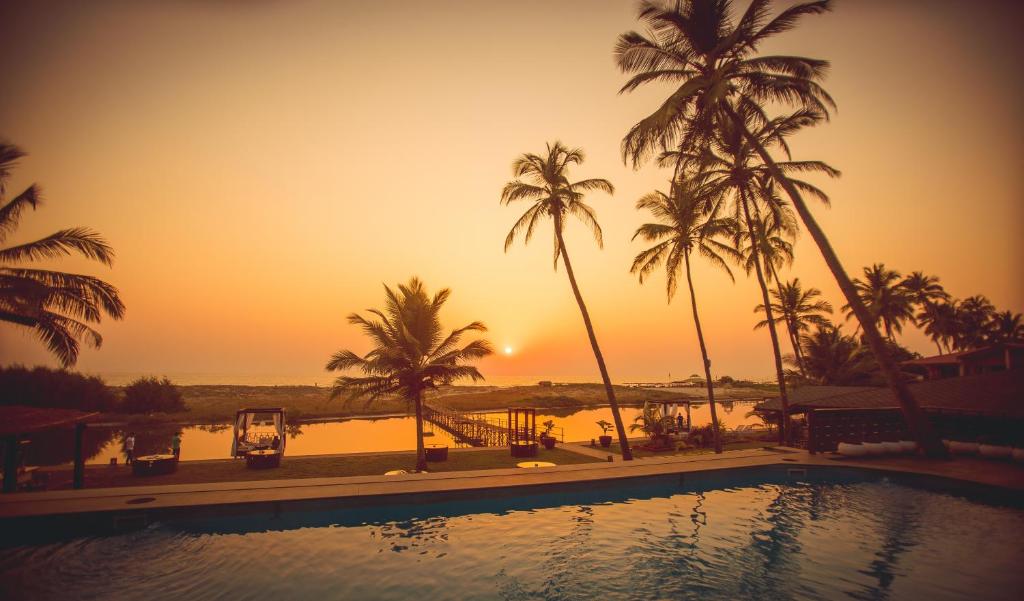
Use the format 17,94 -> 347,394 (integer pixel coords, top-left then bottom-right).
669,105 -> 836,443
756,279 -> 832,375
796,325 -> 875,386
501,141 -> 633,460
0,143 -> 125,366
901,272 -> 948,313
630,177 -> 737,453
986,311 -> 1024,344
326,278 -> 493,472
916,300 -> 958,355
843,264 -> 915,341
615,0 -> 947,456
954,295 -> 995,350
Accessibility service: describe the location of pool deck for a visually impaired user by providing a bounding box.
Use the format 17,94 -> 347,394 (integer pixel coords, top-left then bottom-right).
2,447 -> 1022,522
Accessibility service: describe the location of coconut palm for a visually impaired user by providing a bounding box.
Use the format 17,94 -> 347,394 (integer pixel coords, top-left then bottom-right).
756,278 -> 832,375
954,295 -> 995,350
843,264 -> 915,341
630,177 -> 738,453
916,300 -> 958,355
986,311 -> 1024,344
666,105 -> 836,443
796,325 -> 874,386
326,278 -> 493,472
901,272 -> 948,312
0,143 -> 125,366
615,0 -> 946,456
501,141 -> 633,459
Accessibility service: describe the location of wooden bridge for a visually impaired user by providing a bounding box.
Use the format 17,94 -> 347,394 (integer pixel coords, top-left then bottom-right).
422,403 -> 509,447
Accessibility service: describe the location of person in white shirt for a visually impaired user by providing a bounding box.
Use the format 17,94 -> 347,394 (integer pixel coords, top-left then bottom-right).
125,433 -> 136,465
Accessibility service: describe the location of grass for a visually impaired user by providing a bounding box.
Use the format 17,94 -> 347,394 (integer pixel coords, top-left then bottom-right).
40,446 -> 601,490
101,382 -> 775,425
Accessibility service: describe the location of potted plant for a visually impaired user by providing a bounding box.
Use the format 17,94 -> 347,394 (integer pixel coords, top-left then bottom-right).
539,420 -> 557,450
596,420 -> 613,447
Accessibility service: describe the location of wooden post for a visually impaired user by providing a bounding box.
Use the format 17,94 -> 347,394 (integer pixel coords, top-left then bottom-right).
73,423 -> 86,489
2,435 -> 18,493
685,402 -> 691,432
807,410 -> 817,454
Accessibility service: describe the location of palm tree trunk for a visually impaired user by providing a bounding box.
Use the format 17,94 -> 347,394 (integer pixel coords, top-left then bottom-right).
684,250 -> 722,453
726,104 -> 946,458
738,187 -> 791,445
554,221 -> 633,460
413,390 -> 427,471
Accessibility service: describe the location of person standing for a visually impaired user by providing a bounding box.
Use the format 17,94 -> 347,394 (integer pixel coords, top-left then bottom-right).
125,432 -> 136,465
171,432 -> 181,460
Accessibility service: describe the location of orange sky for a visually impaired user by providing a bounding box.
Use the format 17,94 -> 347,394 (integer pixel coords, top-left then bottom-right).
1,0 -> 1022,383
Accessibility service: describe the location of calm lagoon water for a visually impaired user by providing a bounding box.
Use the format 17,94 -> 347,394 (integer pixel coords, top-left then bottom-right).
1,469 -> 1022,600
24,402 -> 763,467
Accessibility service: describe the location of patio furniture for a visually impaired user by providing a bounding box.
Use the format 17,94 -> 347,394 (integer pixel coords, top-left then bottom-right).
133,454 -> 177,476
424,444 -> 448,462
245,449 -> 282,469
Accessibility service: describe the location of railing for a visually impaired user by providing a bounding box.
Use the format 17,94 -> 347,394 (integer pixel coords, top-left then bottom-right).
423,403 -> 508,447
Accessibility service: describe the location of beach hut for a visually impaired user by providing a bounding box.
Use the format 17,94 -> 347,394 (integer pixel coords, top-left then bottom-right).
231,408 -> 286,467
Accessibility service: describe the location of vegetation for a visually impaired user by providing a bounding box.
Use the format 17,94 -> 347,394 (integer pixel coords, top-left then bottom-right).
0,365 -> 118,412
613,0 -> 946,457
628,401 -> 675,446
120,376 -> 185,413
501,141 -> 633,460
0,143 -> 125,367
631,178 -> 736,452
326,277 -> 492,472
755,278 -> 833,376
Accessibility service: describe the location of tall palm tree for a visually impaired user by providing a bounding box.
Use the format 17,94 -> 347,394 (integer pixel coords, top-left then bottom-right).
501,141 -> 633,460
670,105 -> 835,443
954,295 -> 995,350
756,278 -> 833,375
986,311 -> 1024,344
916,300 -> 958,355
615,0 -> 947,456
630,177 -> 737,453
843,264 -> 915,341
901,271 -> 948,313
326,278 -> 492,472
0,143 -> 125,366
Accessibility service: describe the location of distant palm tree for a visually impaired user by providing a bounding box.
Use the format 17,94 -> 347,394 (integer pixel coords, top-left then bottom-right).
986,311 -> 1024,344
916,300 -> 959,355
901,272 -> 948,311
0,143 -> 125,366
501,142 -> 633,460
954,295 -> 995,350
631,177 -> 738,453
326,278 -> 492,472
615,0 -> 948,457
844,264 -> 915,341
796,325 -> 874,386
756,279 -> 833,375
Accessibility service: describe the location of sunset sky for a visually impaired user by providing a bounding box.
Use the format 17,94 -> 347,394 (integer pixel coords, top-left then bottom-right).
1,0 -> 1021,384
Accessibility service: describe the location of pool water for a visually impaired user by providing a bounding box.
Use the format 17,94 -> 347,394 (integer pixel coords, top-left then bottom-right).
1,468 -> 1021,600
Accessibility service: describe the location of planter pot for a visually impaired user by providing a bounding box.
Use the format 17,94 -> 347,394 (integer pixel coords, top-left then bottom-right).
1012,448 -> 1024,463
949,441 -> 979,455
978,444 -> 1012,459
837,442 -> 867,457
599,435 -> 612,448
540,436 -> 557,450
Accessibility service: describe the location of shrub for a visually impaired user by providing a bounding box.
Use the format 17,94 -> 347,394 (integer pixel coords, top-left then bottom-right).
0,365 -> 119,412
120,377 -> 185,413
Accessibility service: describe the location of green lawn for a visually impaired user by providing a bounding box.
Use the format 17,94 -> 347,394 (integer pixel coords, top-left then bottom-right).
40,446 -> 601,490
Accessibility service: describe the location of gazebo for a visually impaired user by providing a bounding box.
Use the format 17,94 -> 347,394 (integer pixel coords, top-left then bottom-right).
1,405 -> 97,493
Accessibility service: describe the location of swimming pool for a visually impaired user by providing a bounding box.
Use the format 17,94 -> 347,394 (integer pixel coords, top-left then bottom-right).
1,467 -> 1021,600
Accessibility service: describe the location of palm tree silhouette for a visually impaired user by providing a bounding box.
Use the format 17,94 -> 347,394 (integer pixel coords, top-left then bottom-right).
326,277 -> 493,472
987,311 -> 1024,344
500,142 -> 634,459
756,278 -> 833,376
631,177 -> 738,453
614,0 -> 946,456
843,264 -> 914,341
916,300 -> 958,354
0,143 -> 125,366
955,295 -> 995,350
795,325 -> 874,386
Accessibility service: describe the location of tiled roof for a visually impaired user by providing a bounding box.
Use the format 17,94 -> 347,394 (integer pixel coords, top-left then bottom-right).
757,370 -> 1024,417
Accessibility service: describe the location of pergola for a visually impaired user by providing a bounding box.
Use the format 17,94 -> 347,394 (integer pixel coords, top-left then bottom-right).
1,405 -> 98,493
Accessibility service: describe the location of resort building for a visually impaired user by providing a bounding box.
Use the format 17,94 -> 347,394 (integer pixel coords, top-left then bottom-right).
900,343 -> 1024,380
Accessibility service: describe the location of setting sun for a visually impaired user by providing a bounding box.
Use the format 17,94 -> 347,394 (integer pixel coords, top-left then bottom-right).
504,346 -> 513,355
